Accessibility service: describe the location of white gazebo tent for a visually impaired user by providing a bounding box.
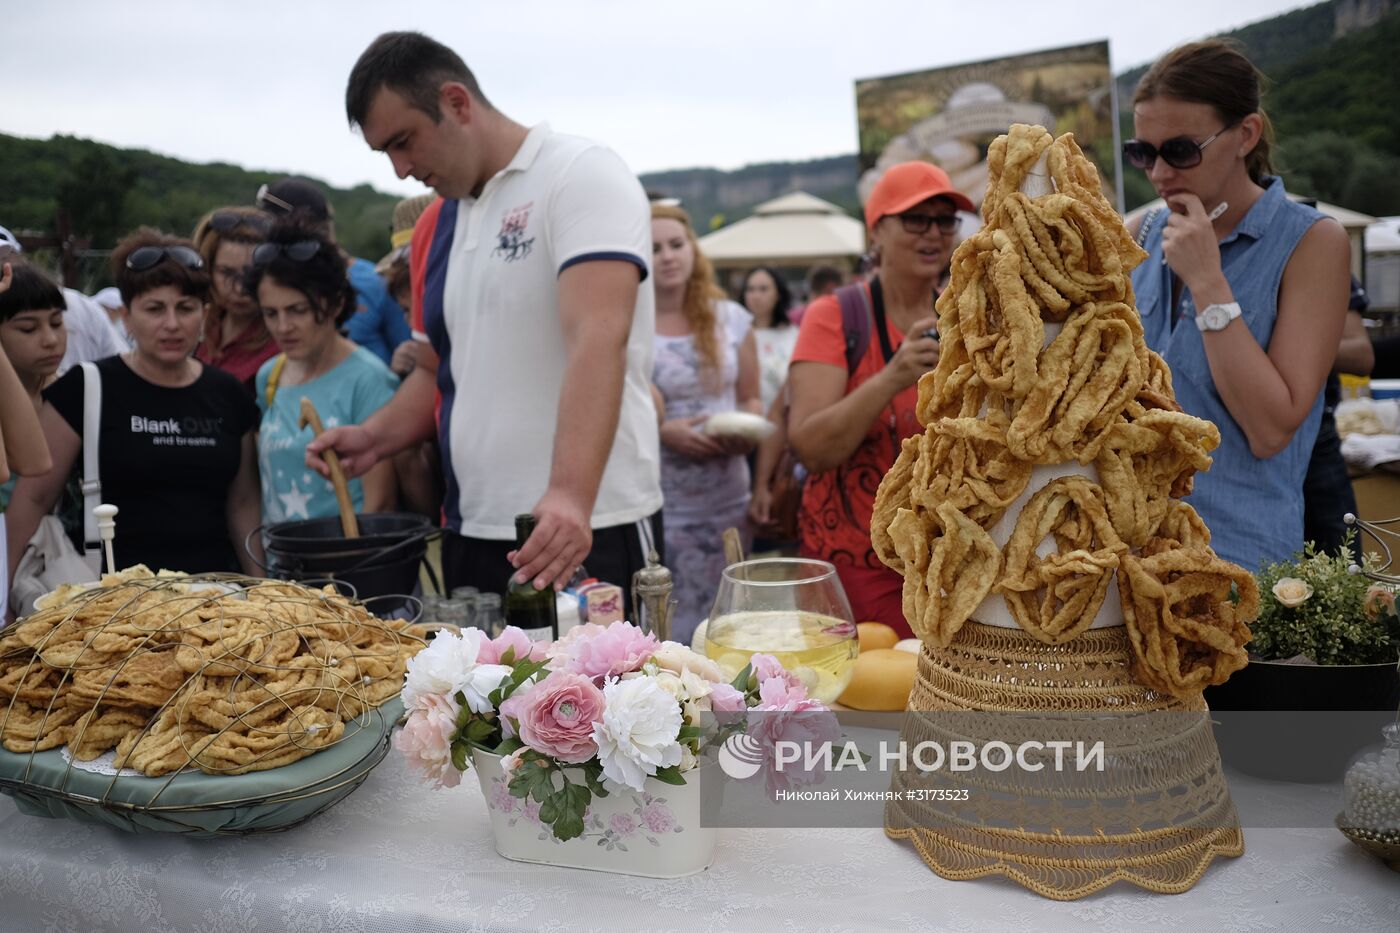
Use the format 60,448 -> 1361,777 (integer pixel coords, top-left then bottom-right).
1365,218 -> 1400,312
697,192 -> 866,271
1124,196 -> 1377,281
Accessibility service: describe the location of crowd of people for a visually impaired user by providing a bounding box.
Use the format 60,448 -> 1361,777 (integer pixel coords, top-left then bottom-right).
0,33 -> 1374,636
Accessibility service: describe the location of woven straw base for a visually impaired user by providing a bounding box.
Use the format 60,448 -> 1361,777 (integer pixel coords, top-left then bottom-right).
885,622 -> 1243,900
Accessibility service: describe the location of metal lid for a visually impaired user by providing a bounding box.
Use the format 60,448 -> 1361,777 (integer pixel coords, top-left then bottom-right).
632,550 -> 672,590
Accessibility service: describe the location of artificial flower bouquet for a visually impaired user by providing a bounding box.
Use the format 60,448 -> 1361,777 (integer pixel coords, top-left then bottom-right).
1253,538 -> 1400,665
395,620 -> 831,847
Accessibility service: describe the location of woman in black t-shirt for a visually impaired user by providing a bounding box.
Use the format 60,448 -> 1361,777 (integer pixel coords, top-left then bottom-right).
5,229 -> 262,582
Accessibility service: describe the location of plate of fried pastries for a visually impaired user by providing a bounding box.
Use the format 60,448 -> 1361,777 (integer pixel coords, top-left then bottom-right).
0,567 -> 426,835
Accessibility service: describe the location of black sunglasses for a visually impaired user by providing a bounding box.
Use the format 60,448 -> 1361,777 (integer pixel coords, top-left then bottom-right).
1122,124 -> 1235,171
895,212 -> 961,236
210,211 -> 271,235
252,240 -> 321,266
125,245 -> 205,272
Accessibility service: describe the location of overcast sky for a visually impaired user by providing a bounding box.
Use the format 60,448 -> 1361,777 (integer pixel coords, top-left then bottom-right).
3,0 -> 1315,197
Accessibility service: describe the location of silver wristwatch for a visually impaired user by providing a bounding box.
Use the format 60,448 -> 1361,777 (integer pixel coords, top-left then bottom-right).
1196,302 -> 1241,332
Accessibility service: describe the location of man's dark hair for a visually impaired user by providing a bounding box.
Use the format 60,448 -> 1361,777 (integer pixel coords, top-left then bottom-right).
244,220 -> 357,328
807,264 -> 844,295
0,260 -> 65,323
346,31 -> 489,128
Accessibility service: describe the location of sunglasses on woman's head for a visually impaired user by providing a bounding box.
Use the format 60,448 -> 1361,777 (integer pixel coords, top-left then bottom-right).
896,212 -> 961,236
1122,124 -> 1235,171
125,245 -> 205,272
252,240 -> 321,266
210,211 -> 271,235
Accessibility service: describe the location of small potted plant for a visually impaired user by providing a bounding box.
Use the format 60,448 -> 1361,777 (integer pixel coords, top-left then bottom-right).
393,621 -> 834,877
1204,537 -> 1400,780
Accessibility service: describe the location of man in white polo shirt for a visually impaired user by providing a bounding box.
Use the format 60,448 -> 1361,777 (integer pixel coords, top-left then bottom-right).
310,31 -> 662,607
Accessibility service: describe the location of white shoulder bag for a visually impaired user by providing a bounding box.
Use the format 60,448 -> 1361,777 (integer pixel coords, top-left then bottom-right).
10,361 -> 103,617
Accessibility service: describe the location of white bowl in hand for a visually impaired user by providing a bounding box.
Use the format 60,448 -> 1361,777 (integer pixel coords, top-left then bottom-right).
701,411 -> 775,442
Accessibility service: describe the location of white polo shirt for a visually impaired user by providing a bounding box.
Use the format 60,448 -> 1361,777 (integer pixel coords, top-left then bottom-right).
413,124 -> 662,539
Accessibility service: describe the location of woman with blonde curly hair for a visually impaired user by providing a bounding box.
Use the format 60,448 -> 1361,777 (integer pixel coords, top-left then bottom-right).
650,203 -> 761,643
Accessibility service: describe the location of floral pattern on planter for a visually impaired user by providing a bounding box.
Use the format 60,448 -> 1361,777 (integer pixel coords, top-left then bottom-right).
488,776 -> 685,849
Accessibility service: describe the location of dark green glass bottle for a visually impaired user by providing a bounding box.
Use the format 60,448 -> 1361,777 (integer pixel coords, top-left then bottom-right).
506,513 -> 558,643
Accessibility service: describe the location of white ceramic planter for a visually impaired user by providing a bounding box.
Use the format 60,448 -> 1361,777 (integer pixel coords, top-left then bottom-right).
472,750 -> 717,878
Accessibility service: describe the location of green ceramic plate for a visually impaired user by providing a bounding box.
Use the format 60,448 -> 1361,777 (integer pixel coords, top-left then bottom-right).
0,697 -> 402,836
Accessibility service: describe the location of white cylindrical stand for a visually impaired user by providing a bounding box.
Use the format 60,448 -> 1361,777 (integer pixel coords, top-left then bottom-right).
93,503 -> 118,576
971,152 -> 1123,631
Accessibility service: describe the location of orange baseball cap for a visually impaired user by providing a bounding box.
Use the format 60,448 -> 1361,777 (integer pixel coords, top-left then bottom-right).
864,161 -> 975,229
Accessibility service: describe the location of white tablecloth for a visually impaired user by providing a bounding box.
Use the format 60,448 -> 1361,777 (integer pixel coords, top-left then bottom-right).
1,753 -> 1396,933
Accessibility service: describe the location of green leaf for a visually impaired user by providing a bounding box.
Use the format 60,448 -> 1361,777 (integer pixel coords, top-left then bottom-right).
552,808 -> 585,841
652,765 -> 686,786
538,797 -> 559,824
493,736 -> 523,757
465,718 -> 496,743
507,775 -> 532,799
450,740 -> 469,774
529,771 -> 553,803
564,782 -> 591,811
499,646 -> 517,665
677,724 -> 703,744
455,703 -> 472,730
729,663 -> 753,692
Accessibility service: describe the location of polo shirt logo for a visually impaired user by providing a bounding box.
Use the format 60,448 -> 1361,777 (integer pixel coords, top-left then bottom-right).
492,202 -> 536,263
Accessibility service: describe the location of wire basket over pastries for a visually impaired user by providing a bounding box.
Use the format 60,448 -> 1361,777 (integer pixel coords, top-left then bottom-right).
0,568 -> 427,836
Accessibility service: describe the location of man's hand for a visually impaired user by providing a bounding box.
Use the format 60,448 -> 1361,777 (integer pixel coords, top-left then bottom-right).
306,424 -> 382,480
508,488 -> 592,592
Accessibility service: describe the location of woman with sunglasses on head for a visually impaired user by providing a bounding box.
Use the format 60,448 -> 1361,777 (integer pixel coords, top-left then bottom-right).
192,206 -> 275,395
786,163 -> 969,636
246,223 -> 399,524
1126,40 -> 1351,572
5,230 -> 263,585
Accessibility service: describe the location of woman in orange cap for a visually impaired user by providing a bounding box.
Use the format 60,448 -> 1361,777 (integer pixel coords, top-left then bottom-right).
785,162 -> 972,636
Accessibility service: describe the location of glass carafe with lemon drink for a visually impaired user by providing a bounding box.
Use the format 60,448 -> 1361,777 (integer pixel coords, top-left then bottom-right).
704,558 -> 858,705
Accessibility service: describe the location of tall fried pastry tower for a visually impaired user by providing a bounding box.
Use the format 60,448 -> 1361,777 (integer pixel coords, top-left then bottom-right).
875,125 -> 1256,899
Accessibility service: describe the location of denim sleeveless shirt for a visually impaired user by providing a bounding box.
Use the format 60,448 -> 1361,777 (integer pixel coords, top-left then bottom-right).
1132,177 -> 1324,572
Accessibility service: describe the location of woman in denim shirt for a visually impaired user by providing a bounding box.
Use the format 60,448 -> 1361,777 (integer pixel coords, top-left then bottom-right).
1126,40 -> 1351,572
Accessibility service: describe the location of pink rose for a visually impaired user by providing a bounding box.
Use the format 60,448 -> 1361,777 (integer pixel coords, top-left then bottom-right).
395,693 -> 462,789
640,800 -> 675,834
511,672 -> 606,763
609,812 -> 639,837
1364,585 -> 1396,620
751,653 -> 806,698
479,626 -> 550,665
554,622 -> 659,681
707,682 -> 747,713
750,680 -> 839,796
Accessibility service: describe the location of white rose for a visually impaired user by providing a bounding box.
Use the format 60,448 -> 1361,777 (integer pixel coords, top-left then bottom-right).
460,663 -> 513,715
652,642 -> 727,684
592,677 -> 683,792
678,668 -> 713,703
679,746 -> 698,772
401,629 -> 485,710
1272,577 -> 1314,609
652,670 -> 685,701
